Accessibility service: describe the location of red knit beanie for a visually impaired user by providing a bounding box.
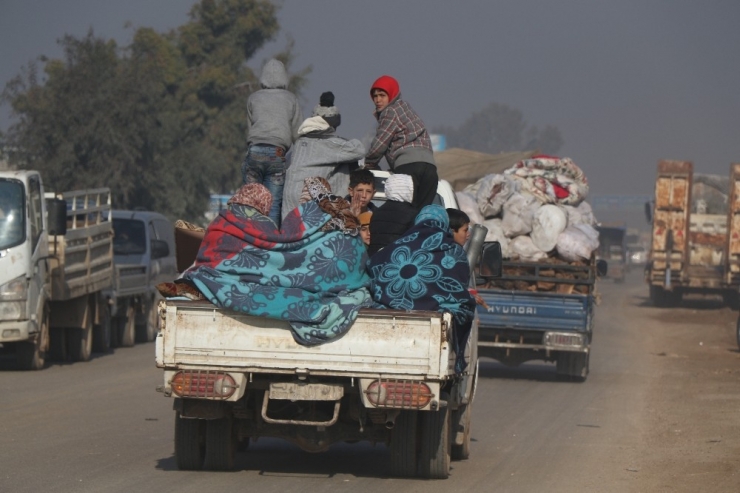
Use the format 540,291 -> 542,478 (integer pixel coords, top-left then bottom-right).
370,75 -> 400,102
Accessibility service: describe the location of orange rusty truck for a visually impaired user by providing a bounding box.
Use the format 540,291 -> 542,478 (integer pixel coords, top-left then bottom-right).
645,160 -> 740,307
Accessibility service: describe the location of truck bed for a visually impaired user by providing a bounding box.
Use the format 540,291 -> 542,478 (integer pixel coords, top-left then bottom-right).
156,300 -> 455,380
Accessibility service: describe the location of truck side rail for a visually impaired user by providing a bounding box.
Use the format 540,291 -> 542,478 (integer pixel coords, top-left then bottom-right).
48,188 -> 113,300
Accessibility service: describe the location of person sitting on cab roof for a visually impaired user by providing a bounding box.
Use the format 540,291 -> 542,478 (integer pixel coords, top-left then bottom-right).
363,75 -> 438,212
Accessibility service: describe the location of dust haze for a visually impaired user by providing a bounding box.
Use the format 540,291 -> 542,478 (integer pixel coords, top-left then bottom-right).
1,0 -> 738,198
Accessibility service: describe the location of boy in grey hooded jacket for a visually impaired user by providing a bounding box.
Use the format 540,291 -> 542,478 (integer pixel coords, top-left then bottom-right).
281,92 -> 365,219
241,58 -> 303,227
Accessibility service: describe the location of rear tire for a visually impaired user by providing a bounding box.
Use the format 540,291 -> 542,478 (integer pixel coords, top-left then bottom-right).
67,324 -> 93,362
118,305 -> 136,347
557,352 -> 589,382
92,299 -> 112,353
203,417 -> 237,471
451,403 -> 472,461
418,405 -> 452,479
649,285 -> 667,307
68,295 -> 95,362
390,410 -> 418,477
136,295 -> 159,343
175,414 -> 205,470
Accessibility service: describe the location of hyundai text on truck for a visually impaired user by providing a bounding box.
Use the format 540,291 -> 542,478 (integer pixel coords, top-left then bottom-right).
474,244 -> 604,381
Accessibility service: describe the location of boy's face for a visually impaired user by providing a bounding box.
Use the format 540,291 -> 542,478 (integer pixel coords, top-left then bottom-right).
372,89 -> 390,112
349,183 -> 376,208
452,223 -> 471,247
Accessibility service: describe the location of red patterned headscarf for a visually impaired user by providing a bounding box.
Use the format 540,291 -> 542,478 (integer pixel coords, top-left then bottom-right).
228,183 -> 273,217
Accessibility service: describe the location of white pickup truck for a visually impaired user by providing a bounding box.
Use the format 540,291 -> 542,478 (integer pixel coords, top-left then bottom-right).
155,177 -> 486,479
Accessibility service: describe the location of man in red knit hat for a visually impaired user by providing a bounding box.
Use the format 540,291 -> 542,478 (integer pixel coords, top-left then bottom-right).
364,75 -> 438,211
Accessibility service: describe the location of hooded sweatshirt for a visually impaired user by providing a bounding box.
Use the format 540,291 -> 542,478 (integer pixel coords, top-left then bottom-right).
281,116 -> 366,219
246,59 -> 303,150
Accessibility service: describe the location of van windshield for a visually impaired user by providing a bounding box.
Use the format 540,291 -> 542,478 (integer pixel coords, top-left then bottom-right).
0,180 -> 26,250
113,218 -> 147,255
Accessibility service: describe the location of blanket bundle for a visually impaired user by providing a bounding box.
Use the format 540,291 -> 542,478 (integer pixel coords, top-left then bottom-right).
181,200 -> 372,345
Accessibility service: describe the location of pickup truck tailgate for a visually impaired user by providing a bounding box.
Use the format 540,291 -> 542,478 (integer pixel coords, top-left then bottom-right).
477,290 -> 590,331
158,301 -> 450,379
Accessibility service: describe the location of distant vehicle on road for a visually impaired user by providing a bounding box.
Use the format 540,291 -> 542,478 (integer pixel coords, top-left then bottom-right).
108,210 -> 176,346
628,245 -> 647,265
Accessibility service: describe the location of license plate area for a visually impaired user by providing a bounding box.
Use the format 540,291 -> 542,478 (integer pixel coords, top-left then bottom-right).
269,382 -> 344,401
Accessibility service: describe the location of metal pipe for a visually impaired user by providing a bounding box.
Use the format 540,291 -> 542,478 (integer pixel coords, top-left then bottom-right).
466,223 -> 488,276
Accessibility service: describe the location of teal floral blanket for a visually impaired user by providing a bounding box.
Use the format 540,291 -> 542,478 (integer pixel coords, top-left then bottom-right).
182,201 -> 372,345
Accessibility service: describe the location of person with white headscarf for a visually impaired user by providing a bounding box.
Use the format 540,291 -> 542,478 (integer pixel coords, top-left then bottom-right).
368,173 -> 417,256
281,91 -> 366,220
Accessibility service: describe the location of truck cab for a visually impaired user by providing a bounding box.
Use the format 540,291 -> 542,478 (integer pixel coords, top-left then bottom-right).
0,171 -> 50,369
110,210 -> 176,345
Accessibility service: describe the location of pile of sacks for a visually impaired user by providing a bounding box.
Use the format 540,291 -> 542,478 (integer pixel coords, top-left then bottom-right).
457,156 -> 599,263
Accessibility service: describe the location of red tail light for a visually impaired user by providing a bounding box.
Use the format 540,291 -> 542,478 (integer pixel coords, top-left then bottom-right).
365,380 -> 433,409
170,371 -> 237,399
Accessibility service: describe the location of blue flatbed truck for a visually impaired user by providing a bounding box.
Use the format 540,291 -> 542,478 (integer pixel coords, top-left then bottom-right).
474,244 -> 603,381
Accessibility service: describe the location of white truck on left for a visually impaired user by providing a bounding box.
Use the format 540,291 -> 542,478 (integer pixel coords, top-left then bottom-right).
0,170 -> 114,369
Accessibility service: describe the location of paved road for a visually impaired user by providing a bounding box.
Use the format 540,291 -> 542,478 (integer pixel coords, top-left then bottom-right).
2,269 -> 738,492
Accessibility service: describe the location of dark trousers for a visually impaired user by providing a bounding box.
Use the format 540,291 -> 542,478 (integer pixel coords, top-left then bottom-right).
394,162 -> 439,211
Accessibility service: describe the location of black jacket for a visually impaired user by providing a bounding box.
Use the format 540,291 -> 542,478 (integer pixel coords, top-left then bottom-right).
368,200 -> 418,256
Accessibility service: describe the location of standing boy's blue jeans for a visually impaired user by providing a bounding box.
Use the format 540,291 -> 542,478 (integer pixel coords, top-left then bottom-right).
241,144 -> 286,227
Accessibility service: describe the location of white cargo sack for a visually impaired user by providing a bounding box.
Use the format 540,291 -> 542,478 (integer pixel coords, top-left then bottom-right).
482,218 -> 510,258
508,235 -> 548,261
501,192 -> 540,238
455,191 -> 485,226
475,174 -> 519,218
556,224 -> 600,261
562,200 -> 596,226
531,204 -> 567,252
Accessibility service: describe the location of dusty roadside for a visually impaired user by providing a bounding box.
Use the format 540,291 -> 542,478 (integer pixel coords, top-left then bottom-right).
633,295 -> 740,491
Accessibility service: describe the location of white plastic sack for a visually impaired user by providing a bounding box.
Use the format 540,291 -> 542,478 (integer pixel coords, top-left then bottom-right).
531,204 -> 567,252
482,218 -> 510,258
508,235 -> 548,261
455,191 -> 485,226
475,174 -> 520,218
501,192 -> 540,238
562,200 -> 596,226
556,224 -> 600,261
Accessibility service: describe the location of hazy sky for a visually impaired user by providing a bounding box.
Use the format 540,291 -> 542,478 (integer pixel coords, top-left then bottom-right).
2,0 -> 739,196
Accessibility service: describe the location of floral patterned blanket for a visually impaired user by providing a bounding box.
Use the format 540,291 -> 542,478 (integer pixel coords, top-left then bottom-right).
182,201 -> 372,345
368,205 -> 476,371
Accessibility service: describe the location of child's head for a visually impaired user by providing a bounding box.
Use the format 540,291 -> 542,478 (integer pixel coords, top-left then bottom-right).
348,169 -> 376,209
358,211 -> 372,246
447,208 -> 471,246
370,75 -> 400,112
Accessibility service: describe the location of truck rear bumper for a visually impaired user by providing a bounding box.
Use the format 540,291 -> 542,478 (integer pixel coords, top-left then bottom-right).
478,329 -> 589,354
0,319 -> 35,343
